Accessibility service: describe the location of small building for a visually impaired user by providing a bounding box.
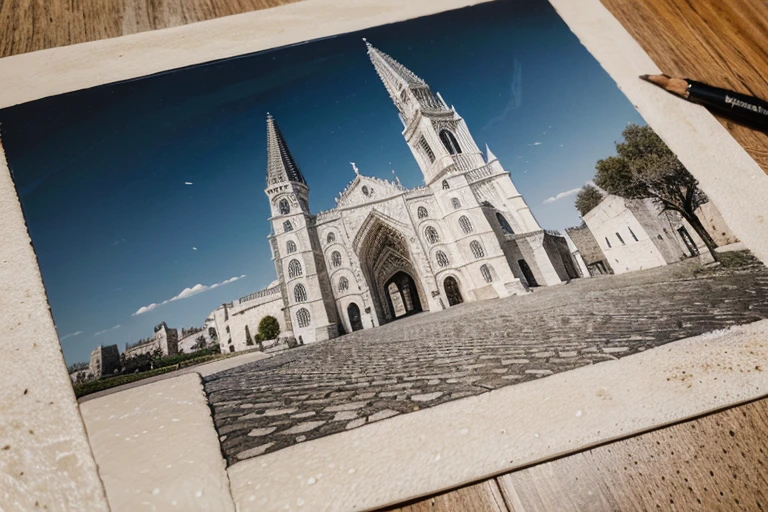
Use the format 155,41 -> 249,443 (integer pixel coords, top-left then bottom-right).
88,344 -> 120,379
582,195 -> 728,275
124,322 -> 179,358
565,223 -> 613,276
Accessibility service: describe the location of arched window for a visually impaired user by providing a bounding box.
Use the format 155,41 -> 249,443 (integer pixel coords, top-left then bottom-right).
442,180 -> 450,190
286,240 -> 297,254
288,259 -> 302,279
296,308 -> 311,328
496,213 -> 514,235
283,220 -> 293,232
278,198 -> 290,215
480,264 -> 494,283
439,130 -> 462,155
425,226 -> 440,244
605,237 -> 612,248
417,206 -> 428,219
338,276 -> 349,292
327,232 -> 336,244
459,215 -> 473,234
470,241 -> 485,259
451,197 -> 462,210
293,283 -> 307,303
616,232 -> 625,245
331,251 -> 342,267
629,227 -> 639,242
436,250 -> 449,267
419,136 -> 435,163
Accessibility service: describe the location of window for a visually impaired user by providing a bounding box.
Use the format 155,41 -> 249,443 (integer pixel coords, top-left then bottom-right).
442,180 -> 450,190
417,206 -> 428,219
439,129 -> 462,155
286,240 -> 297,254
419,136 -> 435,163
436,250 -> 449,267
616,232 -> 625,245
459,215 -> 473,234
225,326 -> 230,334
327,232 -> 336,244
283,220 -> 293,232
278,198 -> 290,215
605,237 -> 612,248
480,264 -> 493,283
628,227 -> 638,242
331,251 -> 342,267
293,283 -> 307,303
362,186 -> 369,196
425,226 -> 440,244
470,241 -> 485,259
451,197 -> 461,210
296,308 -> 311,328
496,213 -> 514,235
338,276 -> 349,292
288,259 -> 303,278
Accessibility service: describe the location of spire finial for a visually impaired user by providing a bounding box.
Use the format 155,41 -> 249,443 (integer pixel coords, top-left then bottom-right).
391,169 -> 402,187
350,162 -> 360,175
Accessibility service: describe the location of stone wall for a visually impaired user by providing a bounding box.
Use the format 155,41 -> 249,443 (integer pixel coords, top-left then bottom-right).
565,224 -> 611,273
88,344 -> 120,378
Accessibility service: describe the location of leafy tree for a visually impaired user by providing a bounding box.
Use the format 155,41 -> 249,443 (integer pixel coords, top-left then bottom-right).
574,184 -> 604,216
254,332 -> 264,352
258,315 -> 281,342
68,361 -> 89,374
594,123 -> 718,260
245,325 -> 254,346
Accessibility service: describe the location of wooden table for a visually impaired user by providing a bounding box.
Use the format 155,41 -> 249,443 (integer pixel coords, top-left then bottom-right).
2,1 -> 767,509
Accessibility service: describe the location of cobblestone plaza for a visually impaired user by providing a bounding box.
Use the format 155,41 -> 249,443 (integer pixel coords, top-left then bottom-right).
204,258 -> 768,465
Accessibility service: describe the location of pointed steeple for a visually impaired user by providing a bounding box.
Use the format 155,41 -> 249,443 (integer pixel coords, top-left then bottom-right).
364,39 -> 446,117
486,144 -> 498,163
266,113 -> 306,187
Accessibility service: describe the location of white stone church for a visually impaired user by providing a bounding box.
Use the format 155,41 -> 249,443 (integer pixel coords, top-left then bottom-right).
211,41 -> 580,351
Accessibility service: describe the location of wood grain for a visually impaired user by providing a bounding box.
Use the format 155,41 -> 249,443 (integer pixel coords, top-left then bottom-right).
2,0 -> 768,510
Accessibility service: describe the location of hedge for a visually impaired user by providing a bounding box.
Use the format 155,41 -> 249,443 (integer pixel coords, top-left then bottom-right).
73,366 -> 177,398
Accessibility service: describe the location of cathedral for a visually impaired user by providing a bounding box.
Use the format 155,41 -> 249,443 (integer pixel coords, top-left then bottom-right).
212,41 -> 580,350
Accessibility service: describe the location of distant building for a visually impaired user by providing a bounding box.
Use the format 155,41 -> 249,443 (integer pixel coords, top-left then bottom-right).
565,224 -> 613,276
582,195 -> 730,275
88,345 -> 120,379
561,230 -> 592,278
177,320 -> 218,353
124,322 -> 179,358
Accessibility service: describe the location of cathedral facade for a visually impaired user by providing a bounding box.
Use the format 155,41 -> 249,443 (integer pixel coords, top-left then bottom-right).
213,41 -> 580,350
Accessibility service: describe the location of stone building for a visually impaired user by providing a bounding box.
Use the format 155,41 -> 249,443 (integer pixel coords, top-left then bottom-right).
213,41 -> 580,350
209,283 -> 286,353
88,344 -> 120,379
124,322 -> 179,358
565,223 -> 613,276
582,194 -> 730,275
177,319 -> 219,353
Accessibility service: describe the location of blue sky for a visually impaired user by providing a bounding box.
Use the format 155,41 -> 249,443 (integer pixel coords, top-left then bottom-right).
0,0 -> 645,366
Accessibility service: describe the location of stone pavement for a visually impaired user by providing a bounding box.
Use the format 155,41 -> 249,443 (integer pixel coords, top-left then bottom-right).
204,258 -> 768,465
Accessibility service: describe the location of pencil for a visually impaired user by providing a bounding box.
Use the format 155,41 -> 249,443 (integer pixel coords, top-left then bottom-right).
640,74 -> 768,128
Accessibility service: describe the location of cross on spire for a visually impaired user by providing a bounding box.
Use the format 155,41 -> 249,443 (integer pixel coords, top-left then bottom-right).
266,114 -> 306,186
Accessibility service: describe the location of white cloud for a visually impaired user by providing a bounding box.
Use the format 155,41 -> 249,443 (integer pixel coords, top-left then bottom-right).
185,182 -> 193,185
192,247 -> 197,251
132,275 -> 246,315
60,330 -> 83,341
94,325 -> 121,337
528,141 -> 543,146
543,187 -> 581,205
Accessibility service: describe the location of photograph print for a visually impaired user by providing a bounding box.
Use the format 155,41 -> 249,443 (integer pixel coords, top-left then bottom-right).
2,0 -> 768,503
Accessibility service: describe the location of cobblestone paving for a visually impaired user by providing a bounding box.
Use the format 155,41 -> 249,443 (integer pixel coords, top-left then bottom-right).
204,259 -> 768,465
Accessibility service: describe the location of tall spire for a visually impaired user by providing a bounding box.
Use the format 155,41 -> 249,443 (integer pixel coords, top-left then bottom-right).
364,39 -> 446,116
266,113 -> 306,187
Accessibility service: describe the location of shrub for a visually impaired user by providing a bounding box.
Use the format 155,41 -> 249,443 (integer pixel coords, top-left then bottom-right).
258,315 -> 280,341
73,367 -> 176,398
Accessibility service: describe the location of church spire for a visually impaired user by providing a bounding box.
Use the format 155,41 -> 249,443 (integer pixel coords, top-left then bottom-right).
364,39 -> 446,118
266,113 -> 306,187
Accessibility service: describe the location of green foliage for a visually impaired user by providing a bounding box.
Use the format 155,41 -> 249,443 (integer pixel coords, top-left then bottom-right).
67,361 -> 89,374
574,184 -> 604,216
152,348 -> 218,369
245,325 -> 254,346
72,367 -> 176,398
593,123 -> 718,258
258,315 -> 280,341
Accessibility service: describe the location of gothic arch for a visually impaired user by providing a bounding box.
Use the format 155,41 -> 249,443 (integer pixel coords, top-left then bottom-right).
439,129 -> 462,155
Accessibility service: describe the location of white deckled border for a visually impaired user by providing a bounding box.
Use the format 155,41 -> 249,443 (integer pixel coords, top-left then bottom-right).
1,0 -> 768,510
228,320 -> 768,511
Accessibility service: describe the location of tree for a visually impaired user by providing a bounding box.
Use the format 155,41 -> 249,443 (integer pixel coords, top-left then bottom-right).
254,332 -> 264,352
67,361 -> 89,374
574,184 -> 604,216
594,123 -> 718,260
245,325 -> 254,346
258,316 -> 280,342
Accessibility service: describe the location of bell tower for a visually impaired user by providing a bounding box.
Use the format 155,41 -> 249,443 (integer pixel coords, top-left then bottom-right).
264,114 -> 338,344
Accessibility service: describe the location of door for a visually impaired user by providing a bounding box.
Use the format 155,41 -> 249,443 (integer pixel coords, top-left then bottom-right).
518,259 -> 539,287
347,302 -> 364,332
444,276 -> 463,306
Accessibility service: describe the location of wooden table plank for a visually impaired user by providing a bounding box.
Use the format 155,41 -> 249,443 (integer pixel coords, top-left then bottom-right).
385,480 -> 509,512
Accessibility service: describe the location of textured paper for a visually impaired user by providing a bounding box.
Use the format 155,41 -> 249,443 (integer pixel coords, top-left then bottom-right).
1,0 -> 768,510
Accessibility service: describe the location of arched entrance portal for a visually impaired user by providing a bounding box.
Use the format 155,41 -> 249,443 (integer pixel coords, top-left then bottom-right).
385,271 -> 423,318
347,302 -> 364,331
355,214 -> 429,325
444,276 -> 463,306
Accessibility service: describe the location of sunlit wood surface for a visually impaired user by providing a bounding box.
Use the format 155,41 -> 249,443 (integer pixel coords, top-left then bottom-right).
1,0 -> 767,509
